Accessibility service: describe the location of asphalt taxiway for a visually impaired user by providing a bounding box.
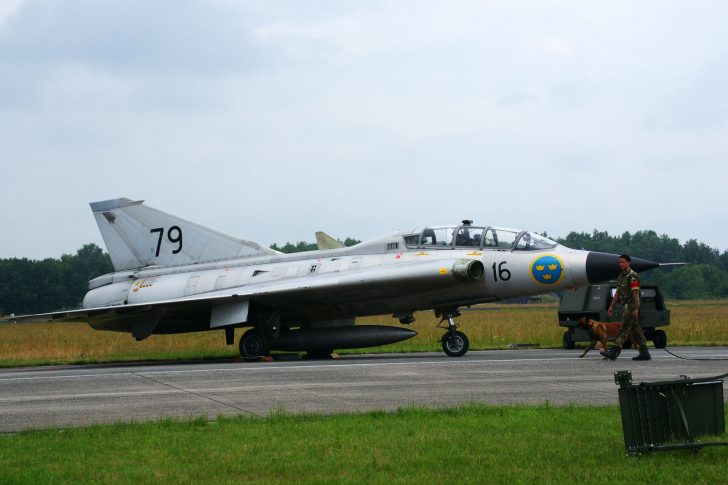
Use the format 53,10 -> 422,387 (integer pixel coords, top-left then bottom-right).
1,347 -> 727,433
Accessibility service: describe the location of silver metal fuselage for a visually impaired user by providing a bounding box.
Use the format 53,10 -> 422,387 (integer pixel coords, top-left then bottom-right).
13,198 -> 660,357
83,234 -> 591,333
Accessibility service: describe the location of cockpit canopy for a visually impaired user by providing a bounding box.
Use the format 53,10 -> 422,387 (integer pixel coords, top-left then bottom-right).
402,224 -> 558,251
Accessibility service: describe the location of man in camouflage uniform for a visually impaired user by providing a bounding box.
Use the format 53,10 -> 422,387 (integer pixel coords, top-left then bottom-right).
600,254 -> 651,361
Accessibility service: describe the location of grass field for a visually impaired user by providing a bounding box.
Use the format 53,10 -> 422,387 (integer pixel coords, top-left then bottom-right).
1,301 -> 727,367
2,305 -> 728,483
1,404 -> 727,483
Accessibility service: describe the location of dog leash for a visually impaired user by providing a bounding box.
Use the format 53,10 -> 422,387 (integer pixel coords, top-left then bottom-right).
662,347 -> 728,382
662,346 -> 728,363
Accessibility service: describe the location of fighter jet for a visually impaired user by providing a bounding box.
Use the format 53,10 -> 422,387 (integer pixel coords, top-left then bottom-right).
12,198 -> 659,358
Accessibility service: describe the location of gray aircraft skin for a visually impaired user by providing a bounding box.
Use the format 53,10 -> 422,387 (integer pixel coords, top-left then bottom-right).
12,198 -> 660,358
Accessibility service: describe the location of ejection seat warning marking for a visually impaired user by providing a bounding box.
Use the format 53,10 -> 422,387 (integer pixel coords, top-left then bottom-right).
414,251 -> 429,256
466,251 -> 482,256
439,268 -> 448,275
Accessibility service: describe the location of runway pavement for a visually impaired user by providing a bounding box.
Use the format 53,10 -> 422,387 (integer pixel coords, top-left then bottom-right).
1,347 -> 727,433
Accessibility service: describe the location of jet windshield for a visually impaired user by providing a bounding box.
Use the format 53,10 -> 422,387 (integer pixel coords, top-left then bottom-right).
483,227 -> 519,249
513,231 -> 558,251
403,226 -> 558,250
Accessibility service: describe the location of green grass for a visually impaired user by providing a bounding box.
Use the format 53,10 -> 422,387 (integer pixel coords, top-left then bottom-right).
0,350 -> 238,369
1,404 -> 727,484
2,301 -> 728,367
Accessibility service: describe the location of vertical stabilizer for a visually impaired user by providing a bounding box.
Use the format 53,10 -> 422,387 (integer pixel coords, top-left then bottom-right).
90,198 -> 277,271
315,231 -> 345,250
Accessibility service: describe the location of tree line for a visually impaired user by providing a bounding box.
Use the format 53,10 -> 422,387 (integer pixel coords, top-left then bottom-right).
0,238 -> 361,315
0,244 -> 113,315
270,237 -> 360,253
554,230 -> 728,300
1,230 -> 726,315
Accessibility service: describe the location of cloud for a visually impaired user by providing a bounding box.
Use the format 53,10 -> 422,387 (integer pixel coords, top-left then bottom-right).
0,0 -> 22,25
0,0 -> 292,114
1,1 -> 728,258
0,0 -> 279,73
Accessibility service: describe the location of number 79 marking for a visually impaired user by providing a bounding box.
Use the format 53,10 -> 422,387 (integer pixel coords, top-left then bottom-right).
150,226 -> 183,257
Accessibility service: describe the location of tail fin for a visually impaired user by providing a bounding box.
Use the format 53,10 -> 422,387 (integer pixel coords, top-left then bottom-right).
315,231 -> 344,250
90,198 -> 277,271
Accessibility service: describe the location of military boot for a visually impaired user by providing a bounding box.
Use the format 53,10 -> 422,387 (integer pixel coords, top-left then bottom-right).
600,346 -> 621,361
632,347 -> 651,361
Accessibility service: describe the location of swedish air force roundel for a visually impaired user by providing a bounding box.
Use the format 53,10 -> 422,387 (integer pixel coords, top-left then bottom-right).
529,255 -> 565,285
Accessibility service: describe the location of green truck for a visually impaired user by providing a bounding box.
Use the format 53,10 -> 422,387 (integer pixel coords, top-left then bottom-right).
558,282 -> 669,350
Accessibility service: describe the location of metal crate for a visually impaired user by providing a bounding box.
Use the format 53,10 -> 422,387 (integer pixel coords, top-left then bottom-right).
614,370 -> 727,455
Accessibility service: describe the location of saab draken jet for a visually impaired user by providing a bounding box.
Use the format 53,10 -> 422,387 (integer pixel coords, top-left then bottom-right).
12,198 -> 660,358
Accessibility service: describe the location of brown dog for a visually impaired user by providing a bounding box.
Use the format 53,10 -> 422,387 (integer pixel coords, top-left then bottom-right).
576,317 -> 637,358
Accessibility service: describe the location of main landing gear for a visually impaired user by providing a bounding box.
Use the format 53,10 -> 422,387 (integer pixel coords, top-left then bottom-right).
438,310 -> 469,357
239,328 -> 270,361
238,310 -> 280,361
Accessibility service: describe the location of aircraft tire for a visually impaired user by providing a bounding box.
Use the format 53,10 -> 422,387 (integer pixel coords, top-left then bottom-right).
239,329 -> 270,361
562,331 -> 575,350
652,329 -> 667,349
442,331 -> 469,357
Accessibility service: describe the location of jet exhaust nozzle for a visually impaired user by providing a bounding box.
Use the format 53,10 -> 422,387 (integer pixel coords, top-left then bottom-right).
269,325 -> 417,352
585,252 -> 660,284
452,259 -> 485,282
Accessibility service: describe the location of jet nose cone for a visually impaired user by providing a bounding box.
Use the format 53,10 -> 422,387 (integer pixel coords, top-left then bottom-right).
585,252 -> 660,284
631,257 -> 661,273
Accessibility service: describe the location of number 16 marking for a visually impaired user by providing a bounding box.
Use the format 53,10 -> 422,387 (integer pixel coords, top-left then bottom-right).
492,261 -> 511,282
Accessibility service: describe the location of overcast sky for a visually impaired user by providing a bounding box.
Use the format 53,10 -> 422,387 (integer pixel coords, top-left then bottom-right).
1,1 -> 727,260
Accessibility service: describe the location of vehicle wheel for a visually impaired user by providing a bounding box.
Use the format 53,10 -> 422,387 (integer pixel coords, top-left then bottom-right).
653,329 -> 667,349
239,329 -> 270,360
442,331 -> 469,357
563,331 -> 575,350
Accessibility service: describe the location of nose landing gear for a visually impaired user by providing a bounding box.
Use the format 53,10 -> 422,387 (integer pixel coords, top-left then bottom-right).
438,310 -> 470,357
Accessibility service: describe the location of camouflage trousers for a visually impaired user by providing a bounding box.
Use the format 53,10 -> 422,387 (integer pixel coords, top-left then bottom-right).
614,305 -> 647,349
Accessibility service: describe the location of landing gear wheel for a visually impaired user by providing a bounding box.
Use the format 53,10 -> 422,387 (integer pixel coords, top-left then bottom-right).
239,329 -> 270,361
563,331 -> 575,350
653,329 -> 667,349
442,331 -> 469,357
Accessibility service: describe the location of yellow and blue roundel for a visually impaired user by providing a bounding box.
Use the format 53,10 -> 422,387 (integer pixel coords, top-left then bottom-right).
530,255 -> 565,285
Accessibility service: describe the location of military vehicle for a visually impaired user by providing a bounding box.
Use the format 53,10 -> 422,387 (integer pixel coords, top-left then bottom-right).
558,282 -> 670,349
11,198 -> 665,358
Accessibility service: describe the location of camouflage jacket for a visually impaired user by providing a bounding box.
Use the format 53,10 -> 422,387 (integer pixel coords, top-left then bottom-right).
616,268 -> 640,309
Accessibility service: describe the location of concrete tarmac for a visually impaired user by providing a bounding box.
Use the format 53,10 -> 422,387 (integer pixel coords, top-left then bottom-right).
1,347 -> 727,433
